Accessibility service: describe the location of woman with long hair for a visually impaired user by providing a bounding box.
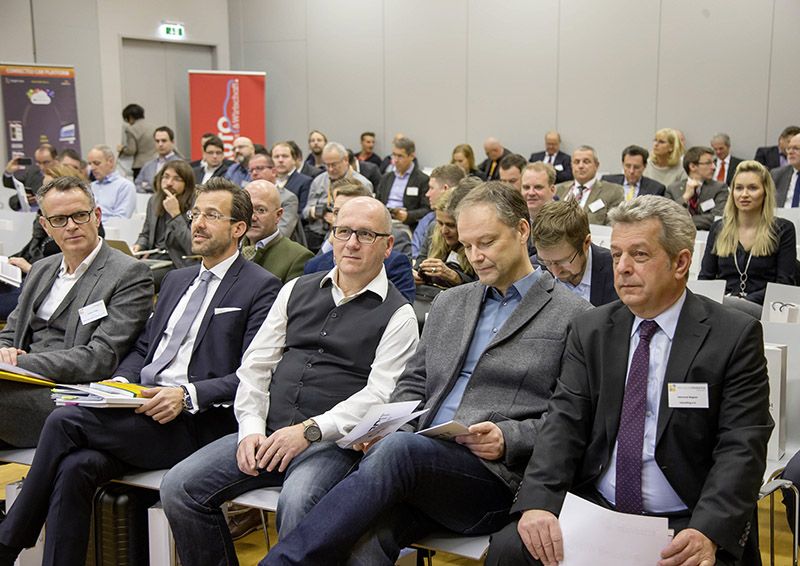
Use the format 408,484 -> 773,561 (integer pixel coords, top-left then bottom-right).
644,128 -> 687,188
699,160 -> 796,307
451,144 -> 487,180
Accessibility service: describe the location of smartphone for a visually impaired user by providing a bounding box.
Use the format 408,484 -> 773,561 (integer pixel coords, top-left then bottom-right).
16,157 -> 32,166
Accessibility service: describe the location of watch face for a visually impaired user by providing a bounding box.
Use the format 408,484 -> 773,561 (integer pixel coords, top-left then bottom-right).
304,424 -> 322,442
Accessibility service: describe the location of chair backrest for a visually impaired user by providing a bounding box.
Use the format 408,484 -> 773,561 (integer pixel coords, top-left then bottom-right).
687,279 -> 725,303
762,282 -> 800,323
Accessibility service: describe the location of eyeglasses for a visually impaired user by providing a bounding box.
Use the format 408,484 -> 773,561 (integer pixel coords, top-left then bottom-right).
697,160 -> 715,166
538,248 -> 580,269
248,165 -> 274,174
187,209 -> 237,223
332,226 -> 391,245
44,210 -> 93,228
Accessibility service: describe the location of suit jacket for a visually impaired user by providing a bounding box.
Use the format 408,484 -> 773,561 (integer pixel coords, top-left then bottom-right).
529,150 -> 573,184
283,169 -> 313,212
248,233 -> 314,284
114,255 -> 280,407
771,164 -> 799,207
512,291 -> 772,560
192,161 -> 231,185
478,148 -> 512,181
390,272 -> 592,492
120,119 -> 156,169
755,145 -> 783,171
588,244 -> 618,307
601,174 -> 666,197
0,242 -> 154,380
719,156 -> 743,187
376,166 -> 431,228
357,160 -> 382,190
135,196 -> 194,268
301,161 -> 323,179
665,179 -> 728,230
555,179 -> 624,226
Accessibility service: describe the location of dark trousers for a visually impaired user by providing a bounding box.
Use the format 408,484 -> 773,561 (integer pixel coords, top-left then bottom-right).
0,405 -> 235,566
263,432 -> 514,566
782,449 -> 800,533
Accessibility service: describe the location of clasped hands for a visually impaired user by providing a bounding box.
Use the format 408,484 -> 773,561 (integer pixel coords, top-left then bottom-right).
237,424 -> 310,476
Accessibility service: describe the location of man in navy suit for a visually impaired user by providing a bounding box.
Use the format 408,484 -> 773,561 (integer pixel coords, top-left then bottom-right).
530,200 -> 617,307
529,131 -> 573,184
755,126 -> 800,171
272,141 -> 313,212
602,145 -> 666,200
0,178 -> 281,566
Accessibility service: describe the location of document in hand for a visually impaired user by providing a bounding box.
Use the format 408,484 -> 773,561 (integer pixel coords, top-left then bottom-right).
0,256 -> 22,288
52,382 -> 149,408
559,493 -> 672,566
0,362 -> 54,386
416,420 -> 470,440
336,401 -> 428,449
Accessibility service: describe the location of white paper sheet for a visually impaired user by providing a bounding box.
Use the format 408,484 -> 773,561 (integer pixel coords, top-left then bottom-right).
11,175 -> 31,212
336,401 -> 427,449
559,493 -> 671,566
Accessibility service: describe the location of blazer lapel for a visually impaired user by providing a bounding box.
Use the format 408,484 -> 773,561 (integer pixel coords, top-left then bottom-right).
149,267 -> 198,359
192,255 -> 243,351
603,305 -> 635,448
56,245 -> 112,345
655,292 -> 710,445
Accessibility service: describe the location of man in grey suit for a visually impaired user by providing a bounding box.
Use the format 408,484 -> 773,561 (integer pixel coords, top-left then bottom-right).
601,145 -> 666,199
556,145 -> 624,225
772,132 -> 800,207
0,176 -> 154,447
666,146 -> 728,230
264,182 -> 592,566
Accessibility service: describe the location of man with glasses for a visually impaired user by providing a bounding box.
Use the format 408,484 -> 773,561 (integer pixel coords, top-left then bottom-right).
160,196 -> 419,565
0,176 -> 153,448
0,178 -> 281,565
303,141 -> 373,252
192,135 -> 230,184
666,146 -> 728,230
772,133 -> 800,207
224,136 -> 256,188
531,200 -> 617,307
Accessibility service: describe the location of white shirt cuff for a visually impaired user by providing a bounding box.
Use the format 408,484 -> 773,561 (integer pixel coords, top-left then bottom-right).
238,416 -> 267,443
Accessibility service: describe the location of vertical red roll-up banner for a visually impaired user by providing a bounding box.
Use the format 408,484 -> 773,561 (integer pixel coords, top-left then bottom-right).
188,71 -> 266,161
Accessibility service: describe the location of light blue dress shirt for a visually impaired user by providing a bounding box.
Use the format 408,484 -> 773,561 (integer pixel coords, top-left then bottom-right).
91,172 -> 136,219
386,164 -> 414,209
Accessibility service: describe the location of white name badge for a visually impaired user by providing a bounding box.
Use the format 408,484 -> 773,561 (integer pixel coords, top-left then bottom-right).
555,164 -> 564,171
406,186 -> 419,196
79,300 -> 108,325
667,382 -> 709,408
588,199 -> 605,213
700,198 -> 715,212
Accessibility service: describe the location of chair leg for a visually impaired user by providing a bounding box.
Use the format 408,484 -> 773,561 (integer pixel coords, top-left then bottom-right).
260,509 -> 271,550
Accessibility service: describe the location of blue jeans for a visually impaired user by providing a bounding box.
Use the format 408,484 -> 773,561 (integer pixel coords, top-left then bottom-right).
263,432 -> 514,566
160,432 -> 360,566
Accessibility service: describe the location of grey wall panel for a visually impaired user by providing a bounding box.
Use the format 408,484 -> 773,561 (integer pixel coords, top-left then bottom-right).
241,0 -> 307,42
383,0 -> 467,168
243,40 -> 309,146
657,0 -> 772,158
466,0 -> 559,163
557,0 -> 660,174
306,0 -> 384,153
766,0 -> 800,148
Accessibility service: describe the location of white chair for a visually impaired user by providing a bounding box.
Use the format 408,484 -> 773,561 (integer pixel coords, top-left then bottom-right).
589,224 -> 612,250
687,280 -> 725,303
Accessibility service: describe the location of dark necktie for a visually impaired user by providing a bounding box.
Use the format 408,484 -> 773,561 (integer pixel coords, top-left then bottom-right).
140,271 -> 214,385
792,174 -> 800,208
615,319 -> 659,514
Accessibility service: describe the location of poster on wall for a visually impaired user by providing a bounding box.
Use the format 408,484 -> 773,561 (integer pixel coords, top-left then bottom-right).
188,70 -> 266,161
0,63 -> 81,161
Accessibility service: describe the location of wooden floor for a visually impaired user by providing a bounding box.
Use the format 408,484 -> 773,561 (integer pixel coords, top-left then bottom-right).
1,463 -> 795,565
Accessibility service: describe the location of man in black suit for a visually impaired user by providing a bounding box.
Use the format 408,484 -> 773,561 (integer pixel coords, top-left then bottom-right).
486,195 -> 772,566
602,144 -> 666,200
499,153 -> 527,191
376,136 -> 430,231
755,125 -> 800,171
529,131 -> 573,184
530,200 -> 617,307
772,132 -> 800,207
192,136 -> 231,185
2,143 -> 57,210
479,137 -> 512,181
349,149 -> 382,189
710,133 -> 743,186
272,141 -> 313,212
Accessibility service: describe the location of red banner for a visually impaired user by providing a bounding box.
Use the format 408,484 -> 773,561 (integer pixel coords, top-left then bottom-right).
188,71 -> 266,161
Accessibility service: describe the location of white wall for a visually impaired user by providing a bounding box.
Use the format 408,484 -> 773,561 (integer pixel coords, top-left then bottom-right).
229,0 -> 800,172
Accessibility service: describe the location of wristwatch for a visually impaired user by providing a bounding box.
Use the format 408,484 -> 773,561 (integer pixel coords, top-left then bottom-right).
180,385 -> 194,411
302,419 -> 322,443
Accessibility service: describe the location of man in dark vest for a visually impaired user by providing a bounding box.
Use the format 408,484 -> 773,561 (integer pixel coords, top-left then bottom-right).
160,196 -> 420,566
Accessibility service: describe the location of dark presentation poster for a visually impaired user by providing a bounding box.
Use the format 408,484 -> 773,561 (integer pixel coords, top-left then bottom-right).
0,64 -> 81,160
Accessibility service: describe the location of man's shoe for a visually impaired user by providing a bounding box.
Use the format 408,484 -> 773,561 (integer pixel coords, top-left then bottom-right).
226,505 -> 264,540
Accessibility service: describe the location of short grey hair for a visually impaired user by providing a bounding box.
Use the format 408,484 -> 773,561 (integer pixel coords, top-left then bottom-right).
607,195 -> 696,260
573,145 -> 599,164
90,144 -> 116,162
322,142 -> 348,160
37,175 -> 96,211
711,132 -> 731,147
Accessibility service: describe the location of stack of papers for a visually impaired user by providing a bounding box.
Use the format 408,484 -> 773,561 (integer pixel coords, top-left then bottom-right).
336,401 -> 427,449
52,381 -> 149,408
0,362 -> 54,386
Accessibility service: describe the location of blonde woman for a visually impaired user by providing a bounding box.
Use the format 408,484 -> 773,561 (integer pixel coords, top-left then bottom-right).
451,144 -> 487,180
644,128 -> 687,187
699,160 -> 796,305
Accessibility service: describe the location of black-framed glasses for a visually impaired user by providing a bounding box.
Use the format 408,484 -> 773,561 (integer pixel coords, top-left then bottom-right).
44,210 -> 93,228
538,248 -> 580,269
332,226 -> 391,245
187,209 -> 237,223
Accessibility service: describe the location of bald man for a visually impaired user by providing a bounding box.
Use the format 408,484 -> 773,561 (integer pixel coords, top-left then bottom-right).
529,131 -> 573,184
224,136 -> 256,188
242,180 -> 313,283
479,137 -> 512,181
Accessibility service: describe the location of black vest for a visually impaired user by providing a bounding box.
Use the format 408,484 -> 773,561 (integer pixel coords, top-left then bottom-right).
266,272 -> 407,433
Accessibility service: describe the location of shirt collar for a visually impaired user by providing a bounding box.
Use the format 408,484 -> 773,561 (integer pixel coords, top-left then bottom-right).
395,163 -> 414,179
158,151 -> 176,162
630,288 -> 687,341
256,230 -> 281,249
321,264 -> 389,302
96,172 -> 119,185
575,177 -> 596,190
200,250 -> 240,281
58,236 -> 103,278
578,245 -> 593,288
484,267 -> 542,302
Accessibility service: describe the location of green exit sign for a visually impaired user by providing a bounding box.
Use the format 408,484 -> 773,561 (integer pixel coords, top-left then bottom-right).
159,22 -> 186,39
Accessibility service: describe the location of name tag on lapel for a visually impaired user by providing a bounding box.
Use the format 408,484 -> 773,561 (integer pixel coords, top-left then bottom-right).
79,300 -> 108,325
214,307 -> 241,315
700,198 -> 715,212
667,383 -> 709,408
555,164 -> 564,171
406,186 -> 419,196
588,199 -> 605,213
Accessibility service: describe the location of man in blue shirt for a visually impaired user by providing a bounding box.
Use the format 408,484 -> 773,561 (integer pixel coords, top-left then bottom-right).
265,182 -> 591,565
87,145 -> 136,218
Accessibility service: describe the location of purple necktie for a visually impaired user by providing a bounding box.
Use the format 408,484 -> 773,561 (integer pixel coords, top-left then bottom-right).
615,319 -> 659,514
